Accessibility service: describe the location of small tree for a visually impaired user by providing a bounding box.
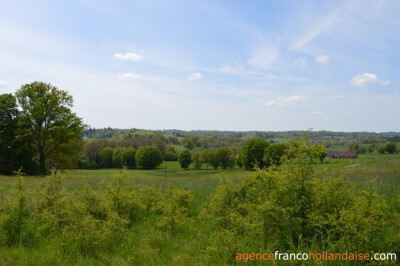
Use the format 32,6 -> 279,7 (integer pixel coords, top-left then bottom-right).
191,150 -> 202,169
178,150 -> 192,169
385,142 -> 397,154
208,149 -> 219,169
135,146 -> 163,169
164,146 -> 178,161
263,143 -> 287,167
200,149 -> 210,170
123,147 -> 136,169
216,147 -> 234,169
241,138 -> 269,170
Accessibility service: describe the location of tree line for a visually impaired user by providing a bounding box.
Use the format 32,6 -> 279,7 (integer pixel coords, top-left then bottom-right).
1,81 -> 399,175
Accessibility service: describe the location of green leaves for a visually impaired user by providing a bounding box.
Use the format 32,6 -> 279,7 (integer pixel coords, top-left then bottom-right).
178,150 -> 192,169
14,81 -> 84,175
202,135 -> 390,254
241,138 -> 269,170
135,146 -> 163,169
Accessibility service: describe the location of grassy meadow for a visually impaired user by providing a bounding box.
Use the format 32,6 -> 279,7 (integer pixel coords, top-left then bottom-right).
0,154 -> 399,265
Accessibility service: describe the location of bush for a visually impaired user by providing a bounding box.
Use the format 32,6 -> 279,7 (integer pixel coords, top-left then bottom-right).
202,134 -> 389,253
135,146 -> 163,169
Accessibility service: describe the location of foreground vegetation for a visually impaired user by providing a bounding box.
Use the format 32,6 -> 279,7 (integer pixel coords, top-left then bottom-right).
0,140 -> 399,265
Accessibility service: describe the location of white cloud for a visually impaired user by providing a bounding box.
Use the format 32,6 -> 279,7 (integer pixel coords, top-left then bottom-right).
330,94 -> 344,99
315,55 -> 330,64
312,111 -> 323,115
248,41 -> 279,70
187,72 -> 203,80
118,73 -> 142,80
294,57 -> 307,67
113,52 -> 143,62
350,73 -> 390,87
265,95 -> 307,107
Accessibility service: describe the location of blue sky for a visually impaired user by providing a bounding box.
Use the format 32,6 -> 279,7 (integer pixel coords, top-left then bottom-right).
0,0 -> 399,132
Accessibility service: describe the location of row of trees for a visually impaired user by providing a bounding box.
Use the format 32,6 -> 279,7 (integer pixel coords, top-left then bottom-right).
78,138 -> 290,171
0,82 -> 84,175
176,139 -> 295,170
79,145 -> 164,170
348,142 -> 399,154
178,147 -> 237,170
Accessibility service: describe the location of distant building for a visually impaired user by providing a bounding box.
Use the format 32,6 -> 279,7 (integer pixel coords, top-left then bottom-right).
327,150 -> 358,159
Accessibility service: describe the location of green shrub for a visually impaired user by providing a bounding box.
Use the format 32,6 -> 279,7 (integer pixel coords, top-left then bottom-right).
202,134 -> 389,253
0,177 -> 39,247
158,188 -> 193,236
135,146 -> 163,169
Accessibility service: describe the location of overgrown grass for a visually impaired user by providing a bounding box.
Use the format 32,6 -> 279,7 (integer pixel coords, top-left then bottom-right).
0,156 -> 398,265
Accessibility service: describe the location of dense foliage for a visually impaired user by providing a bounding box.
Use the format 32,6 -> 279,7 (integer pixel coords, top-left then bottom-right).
0,82 -> 84,175
0,94 -> 34,175
135,146 -> 163,169
200,135 -> 396,264
241,138 -> 269,170
178,150 -> 192,169
15,82 -> 84,175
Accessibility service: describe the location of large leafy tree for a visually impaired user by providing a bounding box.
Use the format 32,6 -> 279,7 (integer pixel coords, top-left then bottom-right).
15,82 -> 84,175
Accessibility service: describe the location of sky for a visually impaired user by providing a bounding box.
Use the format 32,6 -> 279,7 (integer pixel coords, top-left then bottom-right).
0,0 -> 399,132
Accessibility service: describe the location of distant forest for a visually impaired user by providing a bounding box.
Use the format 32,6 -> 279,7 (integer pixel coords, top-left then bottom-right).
82,127 -> 400,143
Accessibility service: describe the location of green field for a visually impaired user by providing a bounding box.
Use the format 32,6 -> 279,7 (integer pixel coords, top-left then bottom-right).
0,154 -> 399,265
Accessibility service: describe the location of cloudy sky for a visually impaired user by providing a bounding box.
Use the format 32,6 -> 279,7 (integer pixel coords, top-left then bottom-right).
0,0 -> 399,132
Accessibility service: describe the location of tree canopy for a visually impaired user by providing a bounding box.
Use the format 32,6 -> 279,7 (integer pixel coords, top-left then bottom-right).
15,81 -> 84,175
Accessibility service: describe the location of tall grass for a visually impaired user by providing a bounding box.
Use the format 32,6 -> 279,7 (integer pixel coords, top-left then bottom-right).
0,156 -> 398,265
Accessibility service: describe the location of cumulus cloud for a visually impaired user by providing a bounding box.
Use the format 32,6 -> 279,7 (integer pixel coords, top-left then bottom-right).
265,95 -> 307,107
315,55 -> 330,64
113,52 -> 143,62
351,73 -> 390,87
118,73 -> 142,80
187,72 -> 203,80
